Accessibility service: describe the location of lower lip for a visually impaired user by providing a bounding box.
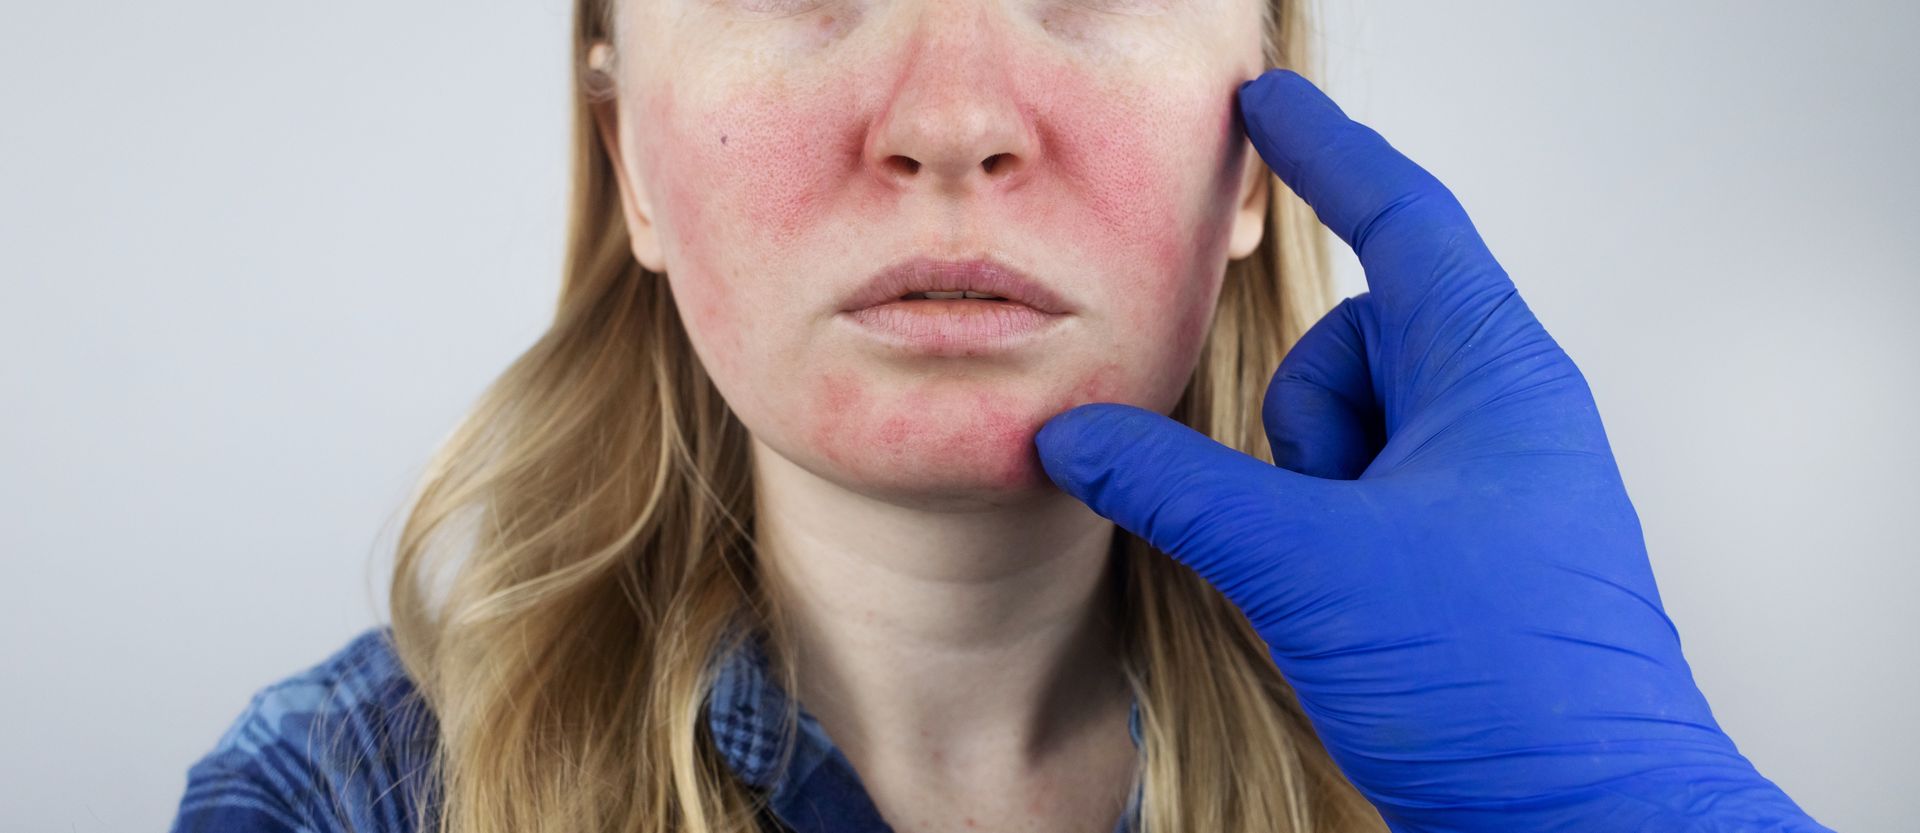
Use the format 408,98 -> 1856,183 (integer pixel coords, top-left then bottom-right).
841,299 -> 1067,355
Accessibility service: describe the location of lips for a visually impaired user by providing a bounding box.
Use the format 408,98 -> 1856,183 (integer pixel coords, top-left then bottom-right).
839,256 -> 1072,315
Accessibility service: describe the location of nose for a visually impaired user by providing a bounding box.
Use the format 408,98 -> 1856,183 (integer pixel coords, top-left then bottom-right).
863,2 -> 1040,195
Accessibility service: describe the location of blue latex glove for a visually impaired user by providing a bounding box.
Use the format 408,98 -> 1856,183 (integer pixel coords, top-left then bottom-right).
1035,69 -> 1832,833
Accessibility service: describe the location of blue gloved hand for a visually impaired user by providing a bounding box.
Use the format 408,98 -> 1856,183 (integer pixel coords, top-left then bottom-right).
1035,69 -> 1832,833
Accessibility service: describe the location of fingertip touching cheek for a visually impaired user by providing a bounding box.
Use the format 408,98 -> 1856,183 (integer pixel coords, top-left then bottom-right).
622,0 -> 1264,502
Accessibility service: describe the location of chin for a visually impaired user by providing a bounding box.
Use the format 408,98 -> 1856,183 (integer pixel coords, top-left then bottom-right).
816,441 -> 1064,509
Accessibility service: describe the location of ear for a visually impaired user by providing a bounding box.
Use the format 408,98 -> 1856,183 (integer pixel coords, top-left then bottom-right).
588,43 -> 667,273
1225,138 -> 1270,261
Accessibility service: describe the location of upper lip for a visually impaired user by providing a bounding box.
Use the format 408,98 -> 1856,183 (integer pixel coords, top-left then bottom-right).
839,256 -> 1072,315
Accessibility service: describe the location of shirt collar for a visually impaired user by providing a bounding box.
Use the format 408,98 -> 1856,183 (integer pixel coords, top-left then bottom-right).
705,630 -> 1145,832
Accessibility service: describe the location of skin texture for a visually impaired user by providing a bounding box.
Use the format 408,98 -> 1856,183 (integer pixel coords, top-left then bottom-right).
592,0 -> 1269,828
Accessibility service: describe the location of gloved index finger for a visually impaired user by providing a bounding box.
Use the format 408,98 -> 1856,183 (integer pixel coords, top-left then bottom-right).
1237,69 -> 1509,312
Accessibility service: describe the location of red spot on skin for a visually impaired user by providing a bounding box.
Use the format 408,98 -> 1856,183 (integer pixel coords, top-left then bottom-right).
877,414 -> 911,450
813,9 -> 857,43
963,817 -> 977,828
1067,360 -> 1125,407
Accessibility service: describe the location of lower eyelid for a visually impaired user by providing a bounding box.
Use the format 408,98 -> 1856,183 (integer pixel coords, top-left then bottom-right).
715,0 -> 829,19
1047,0 -> 1175,21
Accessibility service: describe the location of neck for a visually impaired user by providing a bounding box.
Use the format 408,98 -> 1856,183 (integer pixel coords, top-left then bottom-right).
749,436 -> 1129,777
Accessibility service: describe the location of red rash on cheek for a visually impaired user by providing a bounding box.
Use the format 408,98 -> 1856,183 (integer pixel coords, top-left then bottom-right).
1024,65 -> 1193,283
1158,100 -> 1247,384
704,90 -> 850,252
645,83 -> 757,381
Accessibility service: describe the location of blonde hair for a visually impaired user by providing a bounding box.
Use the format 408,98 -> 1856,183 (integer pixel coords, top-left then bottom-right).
373,0 -> 1389,830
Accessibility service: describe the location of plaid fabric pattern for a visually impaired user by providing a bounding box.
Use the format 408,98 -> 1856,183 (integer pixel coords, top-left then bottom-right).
707,631 -> 799,789
169,625 -> 1146,833
167,627 -> 441,833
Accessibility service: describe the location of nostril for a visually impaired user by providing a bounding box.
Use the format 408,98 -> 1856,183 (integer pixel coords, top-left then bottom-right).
876,153 -> 1021,181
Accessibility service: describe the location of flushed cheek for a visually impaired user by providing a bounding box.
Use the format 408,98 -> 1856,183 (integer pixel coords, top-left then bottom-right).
1028,75 -> 1200,281
641,89 -> 763,386
1081,85 -> 1238,401
695,83 -> 858,253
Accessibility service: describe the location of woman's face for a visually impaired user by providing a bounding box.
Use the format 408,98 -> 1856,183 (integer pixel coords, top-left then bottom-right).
597,0 -> 1270,503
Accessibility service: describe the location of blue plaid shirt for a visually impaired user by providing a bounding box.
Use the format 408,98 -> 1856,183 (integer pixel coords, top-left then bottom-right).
169,626 -> 1146,833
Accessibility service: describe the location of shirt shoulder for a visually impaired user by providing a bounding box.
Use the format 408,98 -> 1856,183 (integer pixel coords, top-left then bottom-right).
168,626 -> 442,833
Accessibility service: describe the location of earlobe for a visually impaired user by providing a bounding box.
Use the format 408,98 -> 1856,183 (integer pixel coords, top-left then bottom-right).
591,92 -> 668,273
1226,143 -> 1270,261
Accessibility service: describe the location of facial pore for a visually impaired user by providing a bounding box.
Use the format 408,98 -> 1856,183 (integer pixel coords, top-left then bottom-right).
603,0 -> 1268,507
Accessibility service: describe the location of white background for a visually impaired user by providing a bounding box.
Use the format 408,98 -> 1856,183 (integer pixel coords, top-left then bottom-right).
3,1 -> 1913,829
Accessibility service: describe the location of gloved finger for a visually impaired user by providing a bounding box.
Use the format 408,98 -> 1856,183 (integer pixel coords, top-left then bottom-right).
1035,402 -> 1351,591
1264,293 -> 1385,480
1236,69 -> 1512,315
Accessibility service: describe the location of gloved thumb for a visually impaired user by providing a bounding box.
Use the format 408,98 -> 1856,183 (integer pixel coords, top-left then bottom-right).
1035,402 -> 1347,590
1264,293 -> 1386,480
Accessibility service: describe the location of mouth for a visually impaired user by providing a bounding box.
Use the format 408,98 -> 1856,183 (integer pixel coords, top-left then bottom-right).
839,256 -> 1072,315
898,290 -> 1010,301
